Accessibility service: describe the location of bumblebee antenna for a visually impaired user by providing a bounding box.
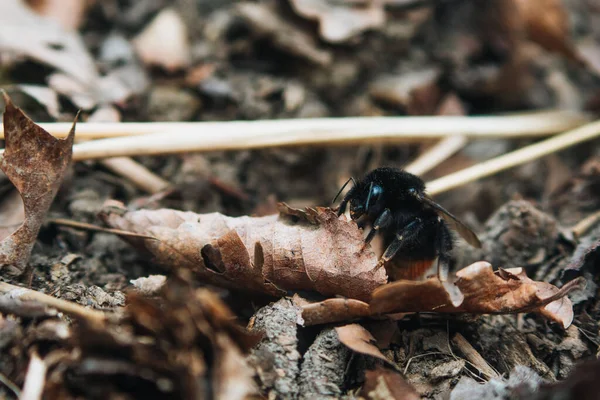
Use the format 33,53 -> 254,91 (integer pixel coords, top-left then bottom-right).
332,177 -> 355,204
365,181 -> 374,210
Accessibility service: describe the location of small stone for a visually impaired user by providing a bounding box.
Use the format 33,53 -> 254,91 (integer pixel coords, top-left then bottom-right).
147,86 -> 202,121
429,359 -> 465,381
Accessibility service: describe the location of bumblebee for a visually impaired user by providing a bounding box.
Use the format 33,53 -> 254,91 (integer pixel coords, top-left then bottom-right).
334,167 -> 481,281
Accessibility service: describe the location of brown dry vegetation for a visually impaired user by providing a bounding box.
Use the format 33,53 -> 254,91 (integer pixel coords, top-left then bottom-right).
0,0 -> 600,399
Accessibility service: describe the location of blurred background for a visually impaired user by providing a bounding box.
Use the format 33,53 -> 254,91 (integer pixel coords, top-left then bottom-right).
0,0 -> 599,226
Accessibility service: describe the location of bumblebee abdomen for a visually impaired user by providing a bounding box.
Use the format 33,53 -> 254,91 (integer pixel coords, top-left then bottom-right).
385,258 -> 436,280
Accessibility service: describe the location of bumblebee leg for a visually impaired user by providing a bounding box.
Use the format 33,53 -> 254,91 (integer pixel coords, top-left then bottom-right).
374,218 -> 421,270
336,182 -> 357,217
435,220 -> 453,282
363,208 -> 392,246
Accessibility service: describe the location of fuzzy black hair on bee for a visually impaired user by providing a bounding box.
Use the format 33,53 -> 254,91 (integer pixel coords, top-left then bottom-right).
334,167 -> 481,281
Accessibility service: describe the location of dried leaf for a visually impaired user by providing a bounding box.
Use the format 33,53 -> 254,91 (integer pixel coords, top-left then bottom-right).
0,0 -> 142,110
565,239 -> 600,275
289,0 -> 385,43
26,0 -> 92,30
237,3 -> 332,66
370,262 -> 584,328
132,8 -> 191,72
45,278 -> 257,399
514,0 -> 584,66
361,367 -> 420,400
0,0 -> 97,85
101,201 -> 386,302
0,94 -> 75,276
299,298 -> 371,326
334,324 -> 393,366
14,84 -> 61,118
369,68 -> 442,115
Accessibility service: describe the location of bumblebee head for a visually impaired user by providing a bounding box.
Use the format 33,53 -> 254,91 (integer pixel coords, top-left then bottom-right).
349,182 -> 383,220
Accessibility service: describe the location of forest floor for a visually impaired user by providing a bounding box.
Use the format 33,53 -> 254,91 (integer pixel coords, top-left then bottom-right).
0,0 -> 600,399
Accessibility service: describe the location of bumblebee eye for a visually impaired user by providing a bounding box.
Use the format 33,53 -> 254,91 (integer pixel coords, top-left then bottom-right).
365,183 -> 382,210
408,188 -> 416,195
371,185 -> 383,197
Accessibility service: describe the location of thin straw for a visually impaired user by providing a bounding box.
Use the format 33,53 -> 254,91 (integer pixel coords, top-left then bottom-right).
426,120 -> 600,195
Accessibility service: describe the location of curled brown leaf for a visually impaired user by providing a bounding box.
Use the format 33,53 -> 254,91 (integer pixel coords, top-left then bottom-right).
334,324 -> 394,366
101,202 -> 387,302
299,297 -> 371,326
0,93 -> 75,277
370,261 -> 585,328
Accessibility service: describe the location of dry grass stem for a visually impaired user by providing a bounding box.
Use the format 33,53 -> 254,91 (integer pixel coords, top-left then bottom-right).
451,333 -> 500,380
0,111 -> 588,160
405,135 -> 468,176
65,112 -> 591,160
48,218 -> 159,240
0,281 -> 107,324
0,110 -> 587,140
100,157 -> 170,193
571,209 -> 600,238
426,120 -> 600,195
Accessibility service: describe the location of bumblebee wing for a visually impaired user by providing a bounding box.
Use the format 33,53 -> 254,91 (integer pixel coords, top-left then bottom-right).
418,194 -> 482,248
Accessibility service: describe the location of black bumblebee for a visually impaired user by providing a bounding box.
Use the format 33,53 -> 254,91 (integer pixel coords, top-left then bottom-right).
334,167 -> 481,281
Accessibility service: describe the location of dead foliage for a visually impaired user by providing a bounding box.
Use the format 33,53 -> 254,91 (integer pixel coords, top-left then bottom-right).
100,201 -> 386,302
44,276 -> 259,400
288,0 -> 386,43
370,262 -> 584,328
361,367 -> 420,400
0,93 -> 75,277
26,0 -> 93,30
513,0 -> 584,66
101,199 -> 580,328
297,296 -> 371,326
1,2 -> 599,398
334,323 -> 393,366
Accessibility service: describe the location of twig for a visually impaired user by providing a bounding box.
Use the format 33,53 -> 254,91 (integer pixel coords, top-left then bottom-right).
0,111 -> 587,140
571,209 -> 600,238
0,282 -> 106,325
0,112 -> 588,160
20,352 -> 46,400
452,333 -> 500,380
426,120 -> 600,195
47,218 -> 158,240
404,135 -> 468,176
100,157 -> 170,194
403,351 -> 449,375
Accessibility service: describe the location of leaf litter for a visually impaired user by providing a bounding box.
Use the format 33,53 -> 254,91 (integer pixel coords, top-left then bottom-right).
43,274 -> 260,400
99,197 -> 580,328
1,0 -> 600,398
